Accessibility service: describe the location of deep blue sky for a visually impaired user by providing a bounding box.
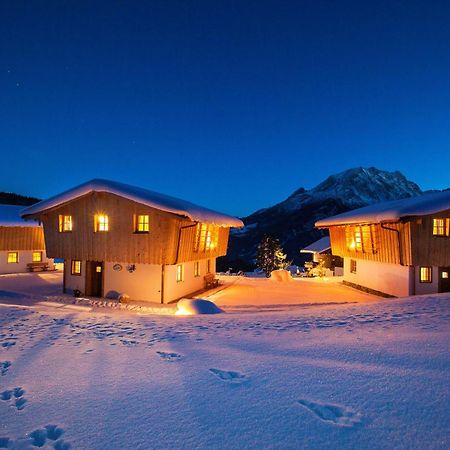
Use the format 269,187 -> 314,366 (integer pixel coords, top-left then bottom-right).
1,0 -> 450,216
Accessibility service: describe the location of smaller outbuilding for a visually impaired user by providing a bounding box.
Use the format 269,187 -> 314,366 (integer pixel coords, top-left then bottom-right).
300,236 -> 331,263
0,204 -> 54,274
301,236 -> 343,276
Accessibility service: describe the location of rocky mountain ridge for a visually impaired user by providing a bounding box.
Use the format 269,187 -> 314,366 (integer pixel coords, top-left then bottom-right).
220,167 -> 424,270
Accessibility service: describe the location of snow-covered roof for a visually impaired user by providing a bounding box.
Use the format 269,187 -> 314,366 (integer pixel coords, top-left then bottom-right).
0,204 -> 41,228
300,236 -> 331,253
21,179 -> 244,228
316,190 -> 450,227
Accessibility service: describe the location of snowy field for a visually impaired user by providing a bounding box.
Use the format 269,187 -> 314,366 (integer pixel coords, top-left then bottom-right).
0,274 -> 449,449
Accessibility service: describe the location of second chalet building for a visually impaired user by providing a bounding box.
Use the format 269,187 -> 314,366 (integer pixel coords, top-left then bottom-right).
22,179 -> 243,303
0,204 -> 53,274
316,190 -> 450,297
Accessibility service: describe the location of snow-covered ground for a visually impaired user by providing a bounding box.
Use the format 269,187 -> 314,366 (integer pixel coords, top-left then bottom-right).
210,275 -> 377,309
0,273 -> 449,449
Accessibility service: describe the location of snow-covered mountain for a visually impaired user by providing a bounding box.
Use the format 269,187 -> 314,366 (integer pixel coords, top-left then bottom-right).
220,167 -> 423,270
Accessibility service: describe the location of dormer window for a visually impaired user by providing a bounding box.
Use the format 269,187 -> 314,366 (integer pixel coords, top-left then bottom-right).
95,214 -> 109,232
432,218 -> 449,236
59,215 -> 72,232
135,214 -> 149,233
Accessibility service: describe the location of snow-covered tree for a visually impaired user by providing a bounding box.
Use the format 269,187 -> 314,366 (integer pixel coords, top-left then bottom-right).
307,260 -> 327,278
255,235 -> 289,277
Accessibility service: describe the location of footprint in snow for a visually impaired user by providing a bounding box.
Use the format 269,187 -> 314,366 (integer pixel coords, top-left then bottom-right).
0,387 -> 27,410
298,398 -> 362,427
0,424 -> 70,449
1,341 -> 15,349
209,368 -> 248,384
30,424 -> 65,447
156,351 -> 182,361
0,361 -> 11,376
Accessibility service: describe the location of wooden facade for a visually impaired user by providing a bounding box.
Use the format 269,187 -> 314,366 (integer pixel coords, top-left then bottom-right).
328,222 -> 412,266
38,192 -> 230,265
326,208 -> 450,267
0,226 -> 46,251
409,209 -> 450,266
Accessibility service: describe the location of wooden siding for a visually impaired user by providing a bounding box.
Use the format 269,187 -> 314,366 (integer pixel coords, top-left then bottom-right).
0,226 -> 46,251
176,223 -> 229,263
409,209 -> 450,266
39,192 -> 230,265
328,222 -> 412,266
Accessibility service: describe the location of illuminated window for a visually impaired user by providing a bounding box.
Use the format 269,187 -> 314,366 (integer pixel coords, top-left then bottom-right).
194,224 -> 219,252
194,261 -> 200,277
71,260 -> 81,275
432,218 -> 450,236
58,215 -> 72,232
442,271 -> 449,279
350,259 -> 357,274
176,264 -> 184,282
346,225 -> 377,253
135,214 -> 149,233
207,259 -> 211,274
96,266 -> 102,273
419,266 -> 432,283
7,252 -> 18,263
95,214 -> 109,232
32,251 -> 42,262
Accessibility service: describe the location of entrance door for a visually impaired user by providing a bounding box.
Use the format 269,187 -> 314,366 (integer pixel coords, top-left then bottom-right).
86,261 -> 103,297
438,267 -> 450,293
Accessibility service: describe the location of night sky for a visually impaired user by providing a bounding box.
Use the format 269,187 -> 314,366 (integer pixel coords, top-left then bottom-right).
1,0 -> 450,217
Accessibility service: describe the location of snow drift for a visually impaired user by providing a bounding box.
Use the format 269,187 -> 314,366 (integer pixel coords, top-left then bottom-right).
176,298 -> 224,315
270,269 -> 293,282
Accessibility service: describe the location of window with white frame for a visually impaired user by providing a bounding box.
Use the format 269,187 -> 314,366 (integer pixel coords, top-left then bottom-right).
58,215 -> 72,232
95,214 -> 109,232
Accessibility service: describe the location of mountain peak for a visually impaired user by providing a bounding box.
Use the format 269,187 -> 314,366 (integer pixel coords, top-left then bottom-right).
304,167 -> 422,207
222,167 -> 425,270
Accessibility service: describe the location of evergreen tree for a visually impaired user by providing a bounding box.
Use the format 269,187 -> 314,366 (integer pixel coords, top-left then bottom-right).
255,235 -> 289,277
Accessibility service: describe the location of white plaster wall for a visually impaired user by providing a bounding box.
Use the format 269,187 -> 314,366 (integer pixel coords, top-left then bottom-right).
64,260 -> 86,294
343,257 -> 412,297
414,266 -> 439,295
0,250 -> 54,274
64,258 -> 216,302
164,258 -> 215,302
103,262 -> 162,302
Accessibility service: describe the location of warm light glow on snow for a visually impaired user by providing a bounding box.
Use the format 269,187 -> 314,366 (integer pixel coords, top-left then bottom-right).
176,298 -> 224,315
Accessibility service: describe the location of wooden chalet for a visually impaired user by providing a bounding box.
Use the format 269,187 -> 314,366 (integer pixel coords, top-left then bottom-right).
0,204 -> 54,274
21,179 -> 243,303
315,190 -> 450,297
